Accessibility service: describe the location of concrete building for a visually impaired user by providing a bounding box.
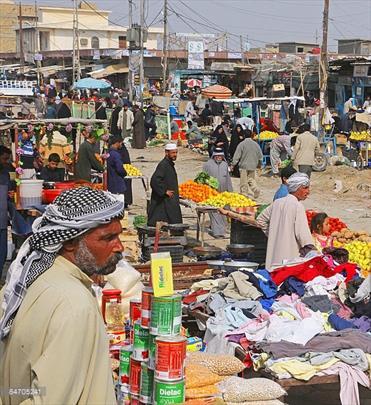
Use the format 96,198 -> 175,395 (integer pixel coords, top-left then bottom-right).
278,42 -> 319,54
0,0 -> 37,53
14,2 -> 162,54
337,39 -> 371,55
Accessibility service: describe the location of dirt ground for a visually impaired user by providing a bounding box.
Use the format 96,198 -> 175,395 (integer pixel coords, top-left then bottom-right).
128,145 -> 371,241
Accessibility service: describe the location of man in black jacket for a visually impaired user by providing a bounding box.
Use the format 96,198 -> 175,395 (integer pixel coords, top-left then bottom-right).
147,143 -> 182,226
144,105 -> 157,140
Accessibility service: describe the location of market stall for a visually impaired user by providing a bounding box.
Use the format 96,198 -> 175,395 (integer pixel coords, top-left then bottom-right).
97,201 -> 370,405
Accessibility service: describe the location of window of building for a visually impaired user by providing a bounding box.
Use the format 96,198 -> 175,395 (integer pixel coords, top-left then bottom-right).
39,31 -> 50,51
91,36 -> 100,49
80,38 -> 88,47
119,36 -> 127,49
297,47 -> 304,53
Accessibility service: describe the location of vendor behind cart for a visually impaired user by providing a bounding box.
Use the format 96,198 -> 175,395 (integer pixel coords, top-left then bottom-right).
147,143 -> 182,226
75,132 -> 104,182
203,148 -> 233,238
257,172 -> 314,270
38,153 -> 65,182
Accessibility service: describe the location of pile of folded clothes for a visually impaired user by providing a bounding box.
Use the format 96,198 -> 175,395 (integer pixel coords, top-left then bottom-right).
182,254 -> 371,405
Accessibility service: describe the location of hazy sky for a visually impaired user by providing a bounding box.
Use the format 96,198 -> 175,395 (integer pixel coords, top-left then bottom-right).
22,0 -> 371,51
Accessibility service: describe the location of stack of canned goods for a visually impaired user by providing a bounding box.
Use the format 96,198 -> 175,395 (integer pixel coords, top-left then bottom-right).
118,288 -> 186,405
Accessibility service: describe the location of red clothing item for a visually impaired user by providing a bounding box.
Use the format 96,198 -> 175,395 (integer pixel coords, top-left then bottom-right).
183,289 -> 209,305
270,256 -> 357,285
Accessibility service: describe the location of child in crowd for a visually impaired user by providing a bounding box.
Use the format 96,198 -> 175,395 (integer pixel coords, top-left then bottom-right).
273,165 -> 297,201
310,212 -> 333,250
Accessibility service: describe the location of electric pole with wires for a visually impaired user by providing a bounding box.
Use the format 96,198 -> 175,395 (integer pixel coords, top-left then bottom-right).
162,0 -> 168,93
319,0 -> 329,126
139,0 -> 145,106
128,0 -> 133,102
72,0 -> 81,84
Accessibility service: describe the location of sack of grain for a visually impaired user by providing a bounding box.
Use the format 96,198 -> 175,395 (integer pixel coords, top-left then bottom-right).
219,377 -> 286,402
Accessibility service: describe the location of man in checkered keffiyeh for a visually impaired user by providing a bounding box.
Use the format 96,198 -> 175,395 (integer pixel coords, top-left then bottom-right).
0,187 -> 125,340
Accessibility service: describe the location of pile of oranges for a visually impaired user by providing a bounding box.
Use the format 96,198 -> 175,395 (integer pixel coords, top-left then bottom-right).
179,180 -> 218,203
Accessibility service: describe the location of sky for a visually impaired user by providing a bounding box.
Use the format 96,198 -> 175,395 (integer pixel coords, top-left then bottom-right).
21,0 -> 371,52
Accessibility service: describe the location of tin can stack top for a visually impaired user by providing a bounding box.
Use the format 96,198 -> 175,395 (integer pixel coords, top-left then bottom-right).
114,280 -> 186,403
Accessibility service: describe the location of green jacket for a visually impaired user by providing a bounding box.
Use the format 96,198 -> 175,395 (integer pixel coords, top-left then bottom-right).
75,140 -> 104,182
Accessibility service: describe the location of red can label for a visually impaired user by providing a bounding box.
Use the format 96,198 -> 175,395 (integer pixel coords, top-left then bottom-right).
141,288 -> 153,328
130,394 -> 140,405
130,299 -> 142,326
155,336 -> 186,381
129,356 -> 142,395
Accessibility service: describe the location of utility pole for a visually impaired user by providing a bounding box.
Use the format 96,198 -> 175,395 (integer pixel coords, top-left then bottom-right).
225,32 -> 228,52
239,35 -> 245,65
72,0 -> 81,84
128,0 -> 133,102
162,0 -> 168,93
319,0 -> 329,125
19,2 -> 25,74
139,0 -> 145,105
34,0 -> 41,86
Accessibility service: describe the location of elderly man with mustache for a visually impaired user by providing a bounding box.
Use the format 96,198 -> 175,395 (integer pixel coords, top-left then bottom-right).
0,187 -> 125,405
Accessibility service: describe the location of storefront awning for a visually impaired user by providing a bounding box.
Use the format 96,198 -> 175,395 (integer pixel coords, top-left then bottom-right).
89,64 -> 129,79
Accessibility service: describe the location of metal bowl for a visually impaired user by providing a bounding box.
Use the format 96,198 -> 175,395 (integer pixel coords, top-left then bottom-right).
206,260 -> 225,270
193,246 -> 222,257
226,244 -> 255,255
223,261 -> 259,272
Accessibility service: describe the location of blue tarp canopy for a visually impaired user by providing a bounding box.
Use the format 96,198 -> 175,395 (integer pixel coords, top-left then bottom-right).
73,77 -> 111,90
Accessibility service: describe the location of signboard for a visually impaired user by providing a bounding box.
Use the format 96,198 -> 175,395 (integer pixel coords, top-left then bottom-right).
93,50 -> 100,60
188,40 -> 204,54
353,65 -> 369,77
188,53 -> 204,70
34,53 -> 43,61
188,40 -> 204,70
155,114 -> 171,138
273,84 -> 285,91
228,52 -> 242,59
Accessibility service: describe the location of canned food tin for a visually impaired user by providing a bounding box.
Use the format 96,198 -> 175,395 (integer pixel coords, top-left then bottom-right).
119,345 -> 133,386
139,362 -> 154,403
150,295 -> 182,336
118,385 -> 130,405
133,321 -> 149,361
148,333 -> 157,369
130,299 -> 142,325
129,356 -> 142,396
130,394 -> 140,405
154,379 -> 185,405
155,336 -> 186,381
141,287 -> 153,328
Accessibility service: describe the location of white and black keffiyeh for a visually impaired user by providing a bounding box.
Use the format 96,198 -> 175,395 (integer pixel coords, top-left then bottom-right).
0,187 -> 125,340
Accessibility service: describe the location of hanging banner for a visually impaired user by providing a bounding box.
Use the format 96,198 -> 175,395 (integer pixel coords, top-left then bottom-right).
188,40 -> 204,70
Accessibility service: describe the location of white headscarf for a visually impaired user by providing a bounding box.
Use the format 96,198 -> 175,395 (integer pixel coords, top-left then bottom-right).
287,172 -> 310,193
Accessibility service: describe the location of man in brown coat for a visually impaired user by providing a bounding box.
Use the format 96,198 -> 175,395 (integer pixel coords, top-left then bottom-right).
291,124 -> 321,178
132,105 -> 146,149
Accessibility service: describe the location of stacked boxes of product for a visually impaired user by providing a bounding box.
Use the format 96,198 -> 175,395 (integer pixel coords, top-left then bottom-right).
117,252 -> 187,405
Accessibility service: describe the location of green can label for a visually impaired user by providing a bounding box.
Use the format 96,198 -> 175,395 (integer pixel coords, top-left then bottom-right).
150,295 -> 182,336
119,345 -> 132,386
133,321 -> 149,360
148,333 -> 157,369
140,363 -> 154,403
154,379 -> 185,405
